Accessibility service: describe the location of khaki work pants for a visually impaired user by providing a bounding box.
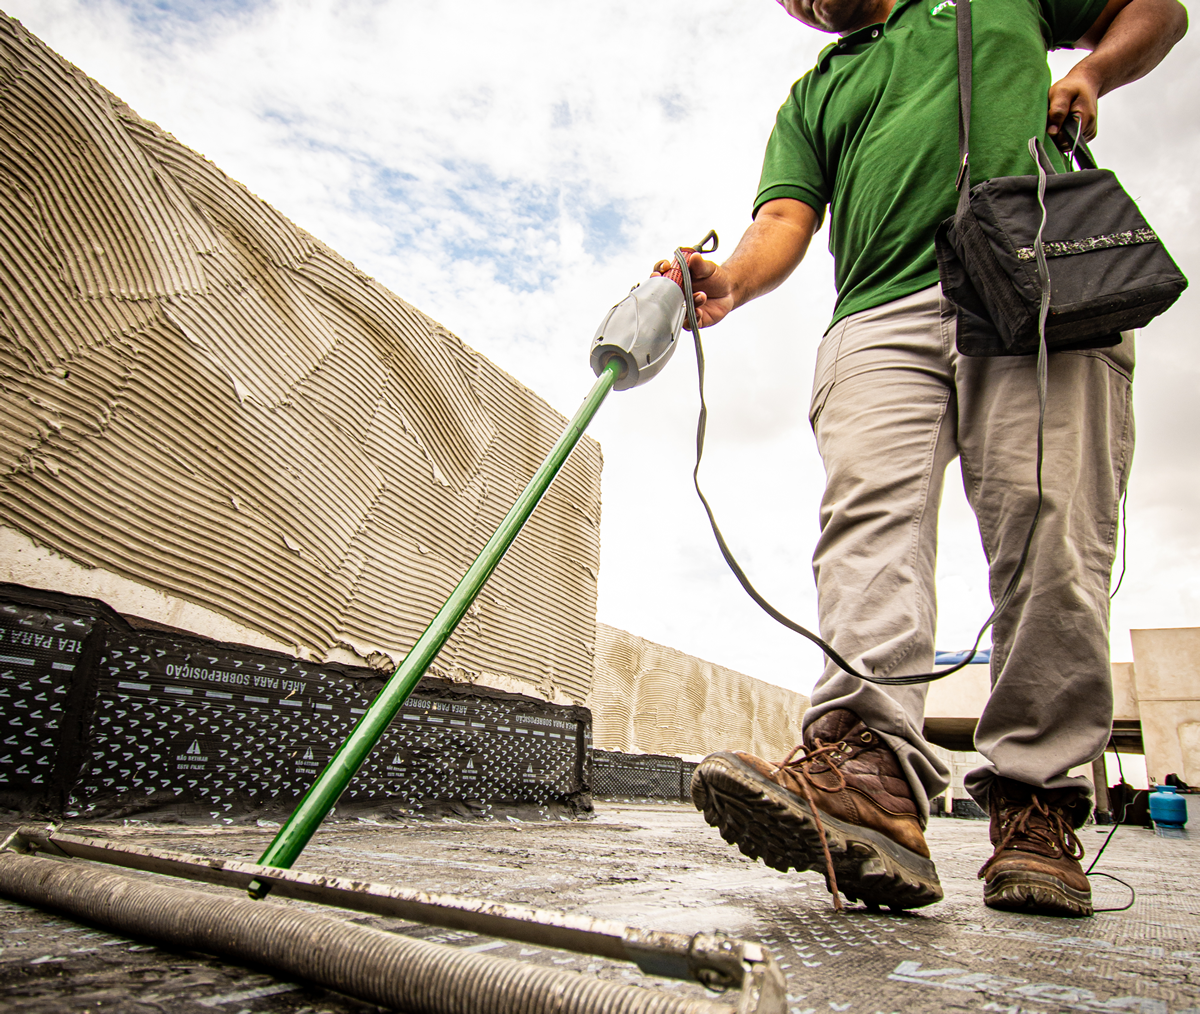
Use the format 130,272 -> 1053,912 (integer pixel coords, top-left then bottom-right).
803,285 -> 1134,820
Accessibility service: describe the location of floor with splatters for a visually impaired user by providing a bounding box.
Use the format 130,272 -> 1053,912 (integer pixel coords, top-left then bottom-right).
1,802 -> 1198,1014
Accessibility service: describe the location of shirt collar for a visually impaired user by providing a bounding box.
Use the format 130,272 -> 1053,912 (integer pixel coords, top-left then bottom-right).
814,0 -> 922,73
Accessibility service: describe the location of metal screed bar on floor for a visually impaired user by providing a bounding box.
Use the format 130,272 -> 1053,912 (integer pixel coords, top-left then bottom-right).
1,825 -> 787,1014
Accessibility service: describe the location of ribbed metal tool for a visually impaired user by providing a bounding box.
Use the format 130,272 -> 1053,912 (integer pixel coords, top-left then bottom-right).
2,826 -> 786,1014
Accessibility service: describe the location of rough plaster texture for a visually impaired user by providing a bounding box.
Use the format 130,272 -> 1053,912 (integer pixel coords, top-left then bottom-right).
588,622 -> 809,760
1130,627 -> 1200,784
0,15 -> 602,704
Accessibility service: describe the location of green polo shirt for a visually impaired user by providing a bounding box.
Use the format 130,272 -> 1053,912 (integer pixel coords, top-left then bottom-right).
756,0 -> 1108,327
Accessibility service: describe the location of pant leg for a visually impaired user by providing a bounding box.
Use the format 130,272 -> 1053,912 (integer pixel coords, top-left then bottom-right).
804,286 -> 954,819
958,336 -> 1134,813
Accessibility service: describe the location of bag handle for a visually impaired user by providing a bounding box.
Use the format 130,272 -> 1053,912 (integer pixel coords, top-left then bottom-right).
1031,137 -> 1058,176
1060,115 -> 1099,170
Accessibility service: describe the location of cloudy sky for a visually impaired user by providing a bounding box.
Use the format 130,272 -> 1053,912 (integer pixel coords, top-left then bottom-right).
9,0 -> 1198,698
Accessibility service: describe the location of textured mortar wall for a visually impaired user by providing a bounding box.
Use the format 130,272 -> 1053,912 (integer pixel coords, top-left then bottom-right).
0,16 -> 601,704
589,623 -> 809,760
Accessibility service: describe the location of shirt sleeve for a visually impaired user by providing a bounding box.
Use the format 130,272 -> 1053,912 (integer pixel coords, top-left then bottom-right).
1040,0 -> 1110,48
753,81 -> 828,224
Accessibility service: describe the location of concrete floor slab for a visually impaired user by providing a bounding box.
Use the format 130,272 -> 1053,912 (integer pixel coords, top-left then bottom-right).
1,803 -> 1197,1013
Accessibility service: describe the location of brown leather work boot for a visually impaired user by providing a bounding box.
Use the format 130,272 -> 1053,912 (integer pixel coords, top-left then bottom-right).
690,708 -> 943,910
979,777 -> 1093,917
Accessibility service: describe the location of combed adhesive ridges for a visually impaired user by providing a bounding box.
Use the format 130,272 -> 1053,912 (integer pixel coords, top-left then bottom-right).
0,15 -> 601,704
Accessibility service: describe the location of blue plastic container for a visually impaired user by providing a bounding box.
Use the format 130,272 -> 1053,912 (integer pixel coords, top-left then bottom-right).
1149,784 -> 1188,828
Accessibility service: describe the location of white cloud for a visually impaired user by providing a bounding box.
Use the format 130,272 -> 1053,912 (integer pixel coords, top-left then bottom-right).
8,0 -> 1198,693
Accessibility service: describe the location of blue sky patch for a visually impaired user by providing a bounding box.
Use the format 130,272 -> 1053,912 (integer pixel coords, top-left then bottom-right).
259,105 -> 632,295
111,0 -> 271,33
658,93 -> 688,122
344,152 -> 629,293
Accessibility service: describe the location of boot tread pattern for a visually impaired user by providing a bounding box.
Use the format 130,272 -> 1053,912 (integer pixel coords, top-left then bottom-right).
691,753 -> 943,910
983,869 -> 1094,918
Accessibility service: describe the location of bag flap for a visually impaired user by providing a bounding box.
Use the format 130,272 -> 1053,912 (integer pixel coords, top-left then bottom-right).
969,170 -> 1166,305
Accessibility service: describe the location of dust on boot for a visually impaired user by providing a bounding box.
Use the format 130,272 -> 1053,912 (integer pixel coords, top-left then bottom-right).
690,708 -> 942,910
979,777 -> 1094,917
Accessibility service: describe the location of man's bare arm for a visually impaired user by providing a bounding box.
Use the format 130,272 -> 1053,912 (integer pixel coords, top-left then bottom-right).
653,198 -> 820,328
1048,0 -> 1187,141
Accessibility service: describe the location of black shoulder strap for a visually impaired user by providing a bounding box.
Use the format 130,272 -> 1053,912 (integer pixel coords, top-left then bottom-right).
955,0 -> 1099,178
953,0 -> 972,218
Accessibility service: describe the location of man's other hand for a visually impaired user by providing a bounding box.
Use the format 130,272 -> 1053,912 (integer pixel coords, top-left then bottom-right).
1048,0 -> 1187,145
1047,65 -> 1101,143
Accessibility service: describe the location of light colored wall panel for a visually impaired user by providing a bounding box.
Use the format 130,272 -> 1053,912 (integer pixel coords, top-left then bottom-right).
589,623 -> 809,761
925,663 -> 1140,722
925,665 -> 991,720
1110,662 -> 1140,723
1130,627 -> 1200,783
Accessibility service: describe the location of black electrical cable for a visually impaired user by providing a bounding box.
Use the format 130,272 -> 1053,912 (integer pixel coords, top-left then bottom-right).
676,237 -> 1047,688
1089,871 -> 1135,912
1084,743 -> 1138,913
1110,487 -> 1129,600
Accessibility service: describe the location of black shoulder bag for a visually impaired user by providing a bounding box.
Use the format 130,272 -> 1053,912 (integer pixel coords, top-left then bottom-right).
935,0 -> 1187,358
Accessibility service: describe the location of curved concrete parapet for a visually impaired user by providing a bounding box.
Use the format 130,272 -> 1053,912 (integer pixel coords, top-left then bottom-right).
589,623 -> 809,761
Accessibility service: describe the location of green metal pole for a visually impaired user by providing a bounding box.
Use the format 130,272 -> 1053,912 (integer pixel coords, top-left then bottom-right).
248,358 -> 622,897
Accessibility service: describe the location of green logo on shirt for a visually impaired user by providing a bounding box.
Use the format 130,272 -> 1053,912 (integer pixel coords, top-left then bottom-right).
931,0 -> 969,15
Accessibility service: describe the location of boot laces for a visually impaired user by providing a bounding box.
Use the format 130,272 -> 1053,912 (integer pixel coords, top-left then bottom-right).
775,739 -> 848,912
979,792 -> 1084,878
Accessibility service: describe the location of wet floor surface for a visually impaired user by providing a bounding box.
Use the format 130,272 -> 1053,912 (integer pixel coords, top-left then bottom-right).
1,802 -> 1197,1013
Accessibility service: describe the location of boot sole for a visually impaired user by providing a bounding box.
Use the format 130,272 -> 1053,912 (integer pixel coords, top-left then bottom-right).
691,751 -> 943,910
984,870 -> 1093,918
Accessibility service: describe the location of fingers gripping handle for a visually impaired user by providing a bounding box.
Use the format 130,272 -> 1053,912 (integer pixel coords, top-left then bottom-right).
589,231 -> 718,390
673,229 -> 718,338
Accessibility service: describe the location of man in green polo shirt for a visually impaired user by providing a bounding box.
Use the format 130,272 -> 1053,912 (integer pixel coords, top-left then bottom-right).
674,0 -> 1186,916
